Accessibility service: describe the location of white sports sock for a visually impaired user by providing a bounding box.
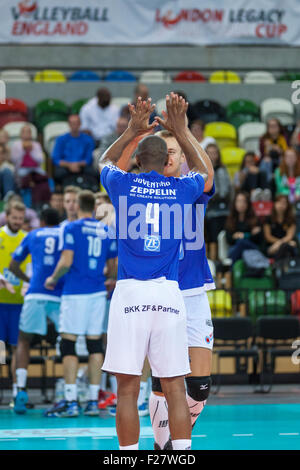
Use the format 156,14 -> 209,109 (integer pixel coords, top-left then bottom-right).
119,443 -> 139,450
16,368 -> 27,389
138,381 -> 148,406
172,439 -> 191,450
64,383 -> 77,402
186,394 -> 206,427
149,392 -> 170,449
89,384 -> 100,401
12,383 -> 18,398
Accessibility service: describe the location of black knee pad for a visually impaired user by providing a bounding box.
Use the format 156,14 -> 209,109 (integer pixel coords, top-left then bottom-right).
151,376 -> 163,393
86,338 -> 104,355
185,376 -> 211,402
60,338 -> 76,359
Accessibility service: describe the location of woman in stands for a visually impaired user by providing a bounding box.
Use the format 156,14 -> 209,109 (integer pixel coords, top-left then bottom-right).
205,143 -> 231,259
225,190 -> 262,264
259,118 -> 288,181
10,124 -> 50,208
0,143 -> 15,199
263,194 -> 297,260
274,148 -> 300,204
233,151 -> 270,198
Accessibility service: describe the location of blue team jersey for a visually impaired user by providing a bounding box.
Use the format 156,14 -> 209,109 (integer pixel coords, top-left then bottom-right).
12,226 -> 64,300
179,183 -> 216,295
101,164 -> 205,281
62,218 -> 117,295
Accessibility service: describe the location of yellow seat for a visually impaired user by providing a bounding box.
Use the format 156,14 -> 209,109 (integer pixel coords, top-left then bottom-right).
34,70 -> 66,82
207,290 -> 232,317
204,122 -> 237,149
209,70 -> 241,83
221,147 -> 246,179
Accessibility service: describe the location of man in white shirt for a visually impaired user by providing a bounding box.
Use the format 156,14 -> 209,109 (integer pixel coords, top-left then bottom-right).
80,88 -> 120,144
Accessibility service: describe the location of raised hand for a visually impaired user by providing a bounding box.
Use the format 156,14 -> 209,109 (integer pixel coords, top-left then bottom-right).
154,92 -> 188,134
128,97 -> 158,135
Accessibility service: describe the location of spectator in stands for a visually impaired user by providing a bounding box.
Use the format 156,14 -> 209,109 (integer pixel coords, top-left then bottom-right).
0,129 -> 12,163
79,88 -> 120,143
0,194 -> 40,230
225,190 -> 262,264
51,114 -> 98,189
233,151 -> 270,199
274,148 -> 300,203
259,118 -> 288,179
204,143 -> 231,257
120,84 -> 156,124
0,143 -> 15,198
49,190 -> 65,222
263,194 -> 297,260
10,124 -> 50,207
290,120 -> 300,152
93,116 -> 129,169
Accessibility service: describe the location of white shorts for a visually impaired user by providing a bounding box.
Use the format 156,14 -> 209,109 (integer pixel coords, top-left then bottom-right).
183,292 -> 214,349
103,278 -> 191,378
19,296 -> 60,336
59,292 -> 107,336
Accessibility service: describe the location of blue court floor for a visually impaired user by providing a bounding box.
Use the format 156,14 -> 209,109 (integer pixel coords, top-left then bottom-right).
0,403 -> 300,450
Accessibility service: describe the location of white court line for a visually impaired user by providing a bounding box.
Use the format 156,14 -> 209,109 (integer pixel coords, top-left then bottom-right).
233,434 -> 254,437
193,435 -> 207,438
0,439 -> 19,441
45,438 -> 66,441
279,433 -> 299,436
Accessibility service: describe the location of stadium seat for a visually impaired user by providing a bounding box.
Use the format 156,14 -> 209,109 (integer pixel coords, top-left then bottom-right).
252,201 -> 273,218
43,121 -> 70,155
69,70 -> 101,81
139,70 -> 171,83
207,290 -> 232,317
0,69 -> 31,83
192,100 -> 226,123
212,317 -> 259,393
3,121 -> 38,143
244,71 -> 276,84
221,147 -> 246,179
111,97 -> 132,108
70,98 -> 88,115
173,71 -> 206,82
261,98 -> 295,125
226,99 -> 260,129
278,72 -> 300,82
233,259 -> 274,295
209,70 -> 241,83
105,70 -> 136,82
256,316 -> 300,392
0,97 -> 28,127
217,230 -> 232,267
34,98 -> 69,132
248,290 -> 287,321
238,122 -> 266,154
204,122 -> 237,149
34,70 -> 67,82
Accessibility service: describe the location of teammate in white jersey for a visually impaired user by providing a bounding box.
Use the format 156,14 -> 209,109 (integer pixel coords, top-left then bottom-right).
99,94 -> 209,450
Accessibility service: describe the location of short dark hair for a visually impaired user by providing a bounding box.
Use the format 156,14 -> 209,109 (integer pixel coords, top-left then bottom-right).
40,208 -> 60,227
78,190 -> 95,213
136,135 -> 168,168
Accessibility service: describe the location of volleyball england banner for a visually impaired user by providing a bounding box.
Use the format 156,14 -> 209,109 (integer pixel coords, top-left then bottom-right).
0,0 -> 299,45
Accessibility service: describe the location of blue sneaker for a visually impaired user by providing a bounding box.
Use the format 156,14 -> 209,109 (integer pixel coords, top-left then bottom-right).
14,389 -> 28,415
44,399 -> 80,417
138,401 -> 149,417
84,400 -> 99,416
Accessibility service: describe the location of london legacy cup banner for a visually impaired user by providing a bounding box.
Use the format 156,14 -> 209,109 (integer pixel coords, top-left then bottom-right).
0,0 -> 299,45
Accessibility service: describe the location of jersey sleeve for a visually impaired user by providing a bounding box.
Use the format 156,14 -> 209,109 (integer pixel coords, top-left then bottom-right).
63,224 -> 75,252
179,172 -> 205,202
100,164 -> 128,202
107,239 -> 118,259
12,234 -> 31,262
195,180 -> 215,205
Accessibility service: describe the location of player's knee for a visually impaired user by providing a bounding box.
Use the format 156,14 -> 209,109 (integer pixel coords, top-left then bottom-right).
185,376 -> 211,402
60,338 -> 76,358
152,376 -> 163,393
86,338 -> 104,355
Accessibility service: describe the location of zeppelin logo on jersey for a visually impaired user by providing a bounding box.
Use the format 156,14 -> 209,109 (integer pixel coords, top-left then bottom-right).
144,235 -> 161,252
130,186 -> 176,196
124,305 -> 179,314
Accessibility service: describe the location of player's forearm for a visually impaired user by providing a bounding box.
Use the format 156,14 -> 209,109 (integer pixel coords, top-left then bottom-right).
186,128 -> 214,188
51,262 -> 70,283
9,260 -> 30,283
100,127 -> 137,167
174,129 -> 208,178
